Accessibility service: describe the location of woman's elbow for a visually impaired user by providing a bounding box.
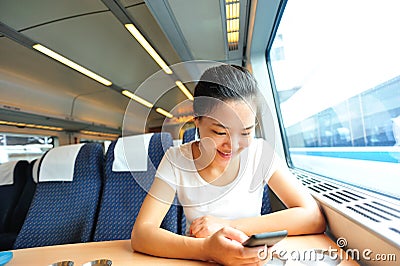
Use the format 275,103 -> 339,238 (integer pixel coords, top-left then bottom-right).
131,224 -> 145,252
310,205 -> 327,234
130,227 -> 138,251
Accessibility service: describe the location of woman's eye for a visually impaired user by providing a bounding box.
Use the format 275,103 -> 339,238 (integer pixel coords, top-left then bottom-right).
241,131 -> 252,136
212,130 -> 226,136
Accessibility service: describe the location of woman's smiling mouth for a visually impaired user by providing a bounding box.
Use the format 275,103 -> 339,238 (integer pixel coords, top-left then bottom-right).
217,150 -> 232,159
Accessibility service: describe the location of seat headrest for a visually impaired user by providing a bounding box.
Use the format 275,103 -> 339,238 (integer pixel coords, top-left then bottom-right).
32,157 -> 41,183
36,143 -> 85,183
112,133 -> 154,172
0,161 -> 18,185
183,127 -> 197,143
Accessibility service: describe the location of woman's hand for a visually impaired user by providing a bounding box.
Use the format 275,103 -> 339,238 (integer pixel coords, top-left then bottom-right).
190,215 -> 231,238
203,226 -> 262,265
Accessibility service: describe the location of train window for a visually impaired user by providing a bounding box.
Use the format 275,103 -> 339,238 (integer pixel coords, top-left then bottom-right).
268,0 -> 400,199
0,133 -> 55,163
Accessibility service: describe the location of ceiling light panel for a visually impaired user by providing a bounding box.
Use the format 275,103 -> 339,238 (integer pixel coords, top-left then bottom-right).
225,0 -> 240,51
124,4 -> 182,64
125,24 -> 173,75
0,120 -> 63,131
156,107 -> 173,118
21,11 -> 163,90
122,90 -> 154,108
33,44 -> 112,86
175,81 -> 194,101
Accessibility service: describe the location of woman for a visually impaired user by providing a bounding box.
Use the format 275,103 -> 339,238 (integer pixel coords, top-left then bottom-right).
131,64 -> 326,265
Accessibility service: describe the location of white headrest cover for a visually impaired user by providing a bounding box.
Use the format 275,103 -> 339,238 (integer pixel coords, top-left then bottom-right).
32,156 -> 42,184
112,133 -> 153,172
38,144 -> 84,182
0,161 -> 18,186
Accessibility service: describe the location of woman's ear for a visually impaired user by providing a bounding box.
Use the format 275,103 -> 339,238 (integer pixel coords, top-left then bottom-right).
194,117 -> 200,139
194,117 -> 200,128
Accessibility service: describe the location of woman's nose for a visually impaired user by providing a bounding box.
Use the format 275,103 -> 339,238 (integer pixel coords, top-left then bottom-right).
224,134 -> 240,150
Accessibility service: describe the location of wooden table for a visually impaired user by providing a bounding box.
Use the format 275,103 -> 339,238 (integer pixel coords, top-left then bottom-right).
7,234 -> 358,265
270,234 -> 359,265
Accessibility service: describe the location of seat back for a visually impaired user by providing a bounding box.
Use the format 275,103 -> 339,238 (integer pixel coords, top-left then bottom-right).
93,132 -> 181,241
0,160 -> 29,234
181,128 -> 272,216
7,160 -> 37,234
13,143 -> 104,249
0,160 -> 31,250
261,186 -> 272,215
182,127 -> 197,144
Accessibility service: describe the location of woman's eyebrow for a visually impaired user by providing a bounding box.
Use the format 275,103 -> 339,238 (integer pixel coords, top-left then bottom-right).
244,124 -> 255,130
212,123 -> 228,129
211,123 -> 255,130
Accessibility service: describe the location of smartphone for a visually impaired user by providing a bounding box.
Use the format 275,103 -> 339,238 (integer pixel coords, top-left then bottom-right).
242,230 -> 288,247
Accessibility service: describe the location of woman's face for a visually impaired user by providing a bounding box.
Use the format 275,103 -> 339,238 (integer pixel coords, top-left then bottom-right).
195,99 -> 256,168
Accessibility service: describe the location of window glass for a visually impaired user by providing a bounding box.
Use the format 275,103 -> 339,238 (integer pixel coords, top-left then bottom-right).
269,0 -> 400,198
0,133 -> 55,163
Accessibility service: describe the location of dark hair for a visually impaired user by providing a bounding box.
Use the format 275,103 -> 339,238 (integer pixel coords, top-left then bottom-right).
193,64 -> 259,116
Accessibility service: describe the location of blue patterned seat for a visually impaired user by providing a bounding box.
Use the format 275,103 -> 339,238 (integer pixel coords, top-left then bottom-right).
7,159 -> 37,238
0,160 -> 30,250
181,128 -> 272,217
93,132 -> 182,241
261,187 -> 272,215
13,143 -> 103,249
0,161 -> 29,234
182,127 -> 196,144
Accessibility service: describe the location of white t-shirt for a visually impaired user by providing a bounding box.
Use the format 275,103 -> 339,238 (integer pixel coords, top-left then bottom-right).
156,138 -> 280,235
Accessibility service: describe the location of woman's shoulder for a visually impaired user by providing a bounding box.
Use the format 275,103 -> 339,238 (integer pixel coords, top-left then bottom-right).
248,138 -> 277,163
160,141 -> 196,173
250,138 -> 274,152
165,140 -> 194,159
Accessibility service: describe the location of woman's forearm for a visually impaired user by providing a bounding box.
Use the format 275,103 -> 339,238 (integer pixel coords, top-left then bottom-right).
131,224 -> 207,261
130,179 -> 209,260
231,206 -> 326,236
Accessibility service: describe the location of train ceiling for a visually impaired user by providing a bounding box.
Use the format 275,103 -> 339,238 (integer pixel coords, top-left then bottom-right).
0,0 -> 250,135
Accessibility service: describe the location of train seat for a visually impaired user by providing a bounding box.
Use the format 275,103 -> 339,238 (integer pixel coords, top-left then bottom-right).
0,160 -> 30,250
0,161 -> 29,233
13,143 -> 104,249
93,132 -> 182,241
7,160 -> 37,238
182,127 -> 197,144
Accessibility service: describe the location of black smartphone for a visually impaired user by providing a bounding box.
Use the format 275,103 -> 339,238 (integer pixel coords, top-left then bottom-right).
242,230 -> 288,247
